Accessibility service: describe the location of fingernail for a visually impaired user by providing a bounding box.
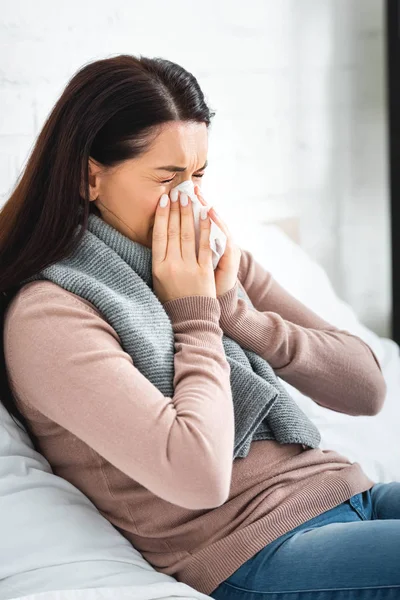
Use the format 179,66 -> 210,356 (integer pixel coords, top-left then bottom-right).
200,206 -> 209,220
180,192 -> 188,206
159,194 -> 169,208
170,188 -> 179,202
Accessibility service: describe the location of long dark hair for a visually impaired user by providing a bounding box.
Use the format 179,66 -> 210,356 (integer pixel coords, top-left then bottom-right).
0,54 -> 216,445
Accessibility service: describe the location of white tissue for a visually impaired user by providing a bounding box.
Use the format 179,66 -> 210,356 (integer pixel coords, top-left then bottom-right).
171,180 -> 227,270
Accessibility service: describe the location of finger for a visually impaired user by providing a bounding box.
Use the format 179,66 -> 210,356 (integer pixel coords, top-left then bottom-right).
197,206 -> 213,267
179,192 -> 197,263
167,189 -> 182,260
207,205 -> 230,238
195,186 -> 229,235
194,185 -> 208,207
194,187 -> 227,253
152,194 -> 170,264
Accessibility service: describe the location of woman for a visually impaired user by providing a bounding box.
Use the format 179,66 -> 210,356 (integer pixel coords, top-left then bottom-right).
0,54 -> 398,599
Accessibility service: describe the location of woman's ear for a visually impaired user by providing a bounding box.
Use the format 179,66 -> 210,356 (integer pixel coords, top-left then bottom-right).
79,158 -> 102,201
88,158 -> 102,201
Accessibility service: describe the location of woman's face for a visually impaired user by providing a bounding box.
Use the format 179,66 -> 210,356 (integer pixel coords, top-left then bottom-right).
88,120 -> 208,248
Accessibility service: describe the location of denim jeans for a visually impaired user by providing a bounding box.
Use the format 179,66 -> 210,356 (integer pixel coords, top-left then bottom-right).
209,482 -> 400,599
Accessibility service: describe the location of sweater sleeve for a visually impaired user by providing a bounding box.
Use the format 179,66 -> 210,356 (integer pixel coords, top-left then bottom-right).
3,286 -> 234,510
216,248 -> 387,417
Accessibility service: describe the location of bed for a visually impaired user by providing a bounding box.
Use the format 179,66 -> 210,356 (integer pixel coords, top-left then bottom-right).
1,218 -> 399,600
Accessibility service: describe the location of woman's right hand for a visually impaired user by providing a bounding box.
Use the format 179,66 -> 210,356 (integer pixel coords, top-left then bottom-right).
152,190 -> 217,305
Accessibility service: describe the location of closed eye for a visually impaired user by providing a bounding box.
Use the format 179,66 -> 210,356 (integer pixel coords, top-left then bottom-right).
161,173 -> 205,184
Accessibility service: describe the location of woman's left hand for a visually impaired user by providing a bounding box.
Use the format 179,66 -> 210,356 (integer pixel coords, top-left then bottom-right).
194,185 -> 242,297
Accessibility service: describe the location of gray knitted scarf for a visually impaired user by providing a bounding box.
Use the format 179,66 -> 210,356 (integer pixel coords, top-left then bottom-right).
22,212 -> 321,459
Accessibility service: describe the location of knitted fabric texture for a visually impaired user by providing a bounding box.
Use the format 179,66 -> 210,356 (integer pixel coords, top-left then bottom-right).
21,212 -> 321,458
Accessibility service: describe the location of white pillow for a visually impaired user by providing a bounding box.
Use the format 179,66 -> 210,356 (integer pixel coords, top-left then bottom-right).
233,221 -> 400,483
0,403 -> 211,600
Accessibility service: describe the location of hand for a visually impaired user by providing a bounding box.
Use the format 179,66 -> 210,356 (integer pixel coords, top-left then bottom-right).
194,185 -> 242,298
152,190 -> 217,304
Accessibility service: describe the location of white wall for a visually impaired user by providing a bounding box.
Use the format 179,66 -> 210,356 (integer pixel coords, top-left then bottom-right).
0,0 -> 390,335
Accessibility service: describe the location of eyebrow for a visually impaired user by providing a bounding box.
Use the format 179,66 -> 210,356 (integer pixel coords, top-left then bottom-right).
155,160 -> 208,172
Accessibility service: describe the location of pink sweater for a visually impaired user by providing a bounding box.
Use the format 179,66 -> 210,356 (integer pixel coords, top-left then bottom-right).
3,248 -> 386,596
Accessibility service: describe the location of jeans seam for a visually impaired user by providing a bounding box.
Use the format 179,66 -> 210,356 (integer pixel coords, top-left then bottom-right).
220,580 -> 400,595
349,494 -> 368,520
370,489 -> 378,520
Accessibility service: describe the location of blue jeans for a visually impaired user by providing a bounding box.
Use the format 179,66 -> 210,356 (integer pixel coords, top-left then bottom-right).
209,482 -> 400,599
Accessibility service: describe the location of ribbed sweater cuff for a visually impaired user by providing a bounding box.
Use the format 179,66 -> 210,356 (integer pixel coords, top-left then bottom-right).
216,280 -> 239,324
216,279 -> 283,364
162,294 -> 221,324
